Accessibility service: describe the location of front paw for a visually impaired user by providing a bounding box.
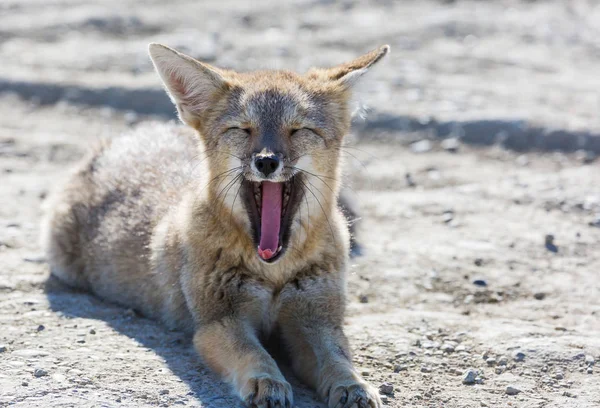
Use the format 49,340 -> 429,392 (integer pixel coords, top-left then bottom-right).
328,379 -> 382,408
241,375 -> 293,408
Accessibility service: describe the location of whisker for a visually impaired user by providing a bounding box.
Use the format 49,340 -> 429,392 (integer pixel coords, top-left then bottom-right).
297,177 -> 336,247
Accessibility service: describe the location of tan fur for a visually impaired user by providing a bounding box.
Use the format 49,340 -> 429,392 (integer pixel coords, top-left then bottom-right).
43,44 -> 389,408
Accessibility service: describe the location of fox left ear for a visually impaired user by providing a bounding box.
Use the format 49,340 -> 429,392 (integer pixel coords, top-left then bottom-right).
311,45 -> 390,87
148,43 -> 228,128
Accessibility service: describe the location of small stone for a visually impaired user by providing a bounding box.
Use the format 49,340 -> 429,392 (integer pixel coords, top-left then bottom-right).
361,370 -> 370,377
585,355 -> 595,366
34,368 -> 48,378
498,356 -> 509,366
486,358 -> 497,366
89,329 -> 96,335
441,343 -> 456,353
473,279 -> 487,287
405,172 -> 416,187
359,295 -> 369,304
441,137 -> 460,153
159,389 -> 170,395
587,368 -> 593,374
455,345 -> 467,352
506,385 -> 521,395
554,372 -> 564,380
379,382 -> 394,395
589,215 -> 600,228
513,351 -> 526,362
534,292 -> 546,300
495,367 -> 504,375
421,365 -> 432,373
545,234 -> 558,253
463,369 -> 477,384
0,345 -> 7,353
37,325 -> 45,332
22,381 -> 29,386
394,364 -> 407,373
442,210 -> 454,224
410,140 -> 432,154
474,258 -> 484,267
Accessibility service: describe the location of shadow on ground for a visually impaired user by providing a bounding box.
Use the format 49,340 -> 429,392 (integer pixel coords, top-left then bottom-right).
2,78 -> 599,154
44,275 -> 324,408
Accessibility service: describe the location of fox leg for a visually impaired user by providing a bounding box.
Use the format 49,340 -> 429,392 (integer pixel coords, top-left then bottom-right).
278,275 -> 382,408
193,319 -> 293,408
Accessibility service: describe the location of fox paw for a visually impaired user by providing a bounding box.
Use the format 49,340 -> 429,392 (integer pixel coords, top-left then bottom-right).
328,380 -> 382,408
242,375 -> 293,408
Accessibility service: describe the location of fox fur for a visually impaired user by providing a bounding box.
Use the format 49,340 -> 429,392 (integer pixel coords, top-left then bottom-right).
44,43 -> 389,408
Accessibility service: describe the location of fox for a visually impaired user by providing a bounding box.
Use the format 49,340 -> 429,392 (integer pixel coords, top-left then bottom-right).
43,43 -> 389,408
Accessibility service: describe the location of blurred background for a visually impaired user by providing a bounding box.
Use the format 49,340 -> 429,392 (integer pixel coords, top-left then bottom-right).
1,1 -> 599,407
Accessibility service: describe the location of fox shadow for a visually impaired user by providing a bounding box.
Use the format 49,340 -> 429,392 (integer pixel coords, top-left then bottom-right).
45,275 -> 326,408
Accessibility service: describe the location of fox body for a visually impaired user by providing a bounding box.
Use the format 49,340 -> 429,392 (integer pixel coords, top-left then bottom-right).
44,44 -> 389,408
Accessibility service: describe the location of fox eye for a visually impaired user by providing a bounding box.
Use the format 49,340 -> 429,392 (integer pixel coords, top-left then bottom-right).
291,128 -> 314,136
227,127 -> 251,135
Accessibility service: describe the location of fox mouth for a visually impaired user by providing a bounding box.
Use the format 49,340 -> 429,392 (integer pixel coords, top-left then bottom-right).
241,176 -> 302,263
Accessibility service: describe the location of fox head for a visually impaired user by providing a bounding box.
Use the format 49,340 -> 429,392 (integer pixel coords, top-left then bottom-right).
149,43 -> 389,264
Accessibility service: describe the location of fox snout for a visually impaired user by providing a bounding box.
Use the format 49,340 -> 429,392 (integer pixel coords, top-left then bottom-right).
253,152 -> 281,178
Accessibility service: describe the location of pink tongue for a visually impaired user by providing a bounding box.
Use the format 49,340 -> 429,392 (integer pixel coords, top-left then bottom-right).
258,182 -> 282,260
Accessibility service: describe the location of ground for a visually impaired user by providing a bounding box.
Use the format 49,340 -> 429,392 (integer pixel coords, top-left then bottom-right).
1,0 -> 599,407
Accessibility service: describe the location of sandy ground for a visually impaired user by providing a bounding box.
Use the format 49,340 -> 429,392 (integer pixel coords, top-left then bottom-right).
1,0 -> 599,407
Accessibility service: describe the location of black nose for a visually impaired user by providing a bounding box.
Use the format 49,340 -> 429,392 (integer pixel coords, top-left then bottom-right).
255,155 -> 280,177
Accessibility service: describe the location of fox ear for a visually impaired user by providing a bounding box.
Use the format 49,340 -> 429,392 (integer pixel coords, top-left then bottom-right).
315,45 -> 390,87
148,43 -> 228,127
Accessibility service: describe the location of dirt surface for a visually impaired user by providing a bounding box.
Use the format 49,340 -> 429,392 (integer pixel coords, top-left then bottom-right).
1,0 -> 599,407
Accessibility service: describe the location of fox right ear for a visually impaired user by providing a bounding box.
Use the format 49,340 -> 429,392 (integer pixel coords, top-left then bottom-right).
148,43 -> 228,127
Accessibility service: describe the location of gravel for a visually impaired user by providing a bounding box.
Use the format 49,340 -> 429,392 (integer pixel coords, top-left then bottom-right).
513,352 -> 526,362
379,382 -> 394,395
34,368 -> 49,378
585,355 -> 595,366
462,369 -> 478,385
506,385 -> 521,396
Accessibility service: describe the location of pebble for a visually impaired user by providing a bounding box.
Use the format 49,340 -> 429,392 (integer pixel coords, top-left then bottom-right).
441,343 -> 456,353
498,356 -> 509,366
421,365 -> 432,373
394,364 -> 407,373
379,382 -> 394,395
585,355 -> 595,366
545,234 -> 558,253
410,140 -> 432,154
37,325 -> 45,332
442,210 -> 454,224
22,381 -> 28,386
534,292 -> 546,300
486,358 -> 497,366
506,385 -> 521,395
34,368 -> 48,378
359,295 -> 369,304
513,351 -> 526,362
474,258 -> 484,267
159,389 -> 170,395
589,215 -> 600,228
405,172 -> 416,187
587,368 -> 593,374
473,279 -> 487,287
441,137 -> 460,153
0,345 -> 7,353
462,369 -> 477,384
89,329 -> 96,335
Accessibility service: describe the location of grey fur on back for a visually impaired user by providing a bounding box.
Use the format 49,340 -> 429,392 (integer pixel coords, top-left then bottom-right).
44,123 -> 201,327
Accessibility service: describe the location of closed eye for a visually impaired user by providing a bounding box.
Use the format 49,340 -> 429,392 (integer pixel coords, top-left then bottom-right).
291,128 -> 316,136
227,127 -> 251,135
